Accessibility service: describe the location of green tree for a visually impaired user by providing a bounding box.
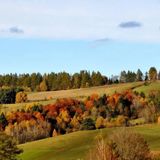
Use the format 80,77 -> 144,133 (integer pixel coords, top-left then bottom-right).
145,72 -> 148,81
0,132 -> 23,160
158,71 -> 160,80
149,67 -> 157,81
72,73 -> 81,89
23,74 -> 31,87
46,72 -> 57,91
120,71 -> 127,83
80,71 -> 91,88
56,72 -> 71,90
30,73 -> 42,91
126,71 -> 136,82
0,89 -> 16,104
91,71 -> 104,86
136,69 -> 143,81
0,113 -> 8,130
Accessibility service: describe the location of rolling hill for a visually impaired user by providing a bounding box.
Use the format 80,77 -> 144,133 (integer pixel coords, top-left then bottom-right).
19,124 -> 160,160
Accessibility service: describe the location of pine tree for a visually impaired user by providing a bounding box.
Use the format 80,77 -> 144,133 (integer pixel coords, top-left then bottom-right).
136,69 -> 143,81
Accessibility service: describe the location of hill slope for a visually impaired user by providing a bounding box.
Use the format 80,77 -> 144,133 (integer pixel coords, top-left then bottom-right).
19,124 -> 160,160
28,82 -> 143,101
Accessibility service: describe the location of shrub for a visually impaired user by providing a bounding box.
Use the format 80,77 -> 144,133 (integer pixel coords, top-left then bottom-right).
139,105 -> 156,123
16,92 -> 28,103
86,135 -> 112,160
87,128 -> 151,160
108,128 -> 151,160
0,132 -> 23,160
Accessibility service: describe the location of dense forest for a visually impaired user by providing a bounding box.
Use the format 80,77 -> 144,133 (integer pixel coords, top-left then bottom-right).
0,67 -> 159,92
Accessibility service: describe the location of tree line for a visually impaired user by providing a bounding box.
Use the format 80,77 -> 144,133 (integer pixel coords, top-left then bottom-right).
120,67 -> 159,82
0,67 -> 159,92
0,71 -> 108,91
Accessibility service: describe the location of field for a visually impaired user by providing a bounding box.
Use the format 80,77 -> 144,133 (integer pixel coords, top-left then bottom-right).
28,82 -> 143,101
134,81 -> 160,95
19,124 -> 160,160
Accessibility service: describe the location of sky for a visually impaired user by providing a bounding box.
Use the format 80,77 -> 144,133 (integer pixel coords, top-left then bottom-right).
0,0 -> 160,76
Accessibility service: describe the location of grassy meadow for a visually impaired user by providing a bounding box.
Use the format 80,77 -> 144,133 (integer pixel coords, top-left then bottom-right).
19,124 -> 160,160
134,81 -> 160,95
27,82 -> 143,101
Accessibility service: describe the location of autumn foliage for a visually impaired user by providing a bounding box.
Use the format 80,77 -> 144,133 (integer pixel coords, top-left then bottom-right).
16,91 -> 28,103
0,90 -> 159,143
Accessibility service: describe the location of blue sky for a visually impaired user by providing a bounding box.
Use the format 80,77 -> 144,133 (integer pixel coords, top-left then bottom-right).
0,0 -> 160,76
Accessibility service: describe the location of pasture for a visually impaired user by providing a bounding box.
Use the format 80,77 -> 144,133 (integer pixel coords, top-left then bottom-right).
19,124 -> 160,160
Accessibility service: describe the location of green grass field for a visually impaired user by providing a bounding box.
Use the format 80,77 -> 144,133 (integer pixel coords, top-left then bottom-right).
134,81 -> 160,95
19,124 -> 160,160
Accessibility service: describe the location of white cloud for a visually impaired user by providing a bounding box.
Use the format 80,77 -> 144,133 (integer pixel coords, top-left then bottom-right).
0,0 -> 160,42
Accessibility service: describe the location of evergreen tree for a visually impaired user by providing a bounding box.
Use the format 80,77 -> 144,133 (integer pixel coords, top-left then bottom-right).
145,72 -> 148,81
126,71 -> 136,82
120,71 -> 127,83
72,73 -> 81,89
91,71 -> 104,86
0,132 -> 23,160
158,71 -> 160,80
136,69 -> 143,81
80,71 -> 91,88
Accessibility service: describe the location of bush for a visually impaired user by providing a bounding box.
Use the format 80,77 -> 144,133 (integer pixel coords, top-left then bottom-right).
86,135 -> 111,160
0,132 -> 23,160
139,105 -> 156,123
86,128 -> 151,160
108,128 -> 151,160
148,91 -> 160,111
16,92 -> 28,103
